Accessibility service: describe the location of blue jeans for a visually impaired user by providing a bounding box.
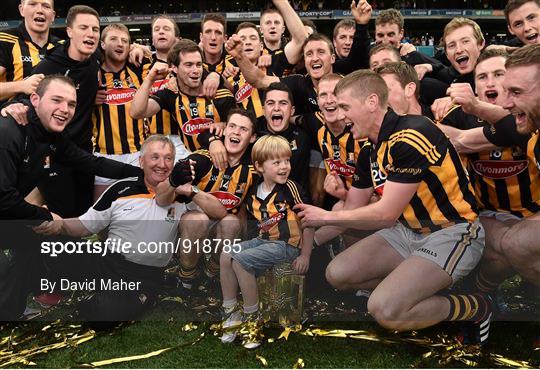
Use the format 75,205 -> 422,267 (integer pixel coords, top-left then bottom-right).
229,238 -> 299,276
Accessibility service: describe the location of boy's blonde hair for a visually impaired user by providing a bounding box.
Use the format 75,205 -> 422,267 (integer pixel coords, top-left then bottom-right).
251,135 -> 292,168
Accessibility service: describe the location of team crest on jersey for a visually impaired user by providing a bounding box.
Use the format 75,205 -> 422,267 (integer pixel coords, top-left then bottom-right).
235,83 -> 253,103
290,139 -> 298,151
205,104 -> 215,117
471,160 -> 529,179
43,156 -> 50,169
236,182 -> 246,195
165,207 -> 176,222
182,117 -> 214,136
210,191 -> 241,210
106,88 -> 137,105
326,158 -> 355,177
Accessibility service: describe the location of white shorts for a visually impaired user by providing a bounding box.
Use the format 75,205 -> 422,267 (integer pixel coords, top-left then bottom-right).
168,135 -> 190,160
376,220 -> 485,283
94,152 -> 140,186
479,209 -> 521,223
309,150 -> 325,169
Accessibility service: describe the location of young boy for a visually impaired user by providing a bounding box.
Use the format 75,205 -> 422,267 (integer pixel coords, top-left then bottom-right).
219,135 -> 314,348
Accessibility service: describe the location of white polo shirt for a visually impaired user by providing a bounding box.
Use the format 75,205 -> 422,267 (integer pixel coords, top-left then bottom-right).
79,176 -> 194,267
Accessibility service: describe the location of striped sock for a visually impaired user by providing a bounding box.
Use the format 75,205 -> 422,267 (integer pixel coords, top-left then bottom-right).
444,293 -> 491,322
473,270 -> 501,293
204,255 -> 220,277
179,262 -> 199,287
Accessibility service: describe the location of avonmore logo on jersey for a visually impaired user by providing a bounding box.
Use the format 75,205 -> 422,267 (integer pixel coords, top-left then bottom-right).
472,159 -> 529,179
235,83 -> 253,103
258,211 -> 285,232
151,78 -> 169,93
326,158 -> 355,177
106,88 -> 136,105
182,117 -> 213,136
210,191 -> 240,210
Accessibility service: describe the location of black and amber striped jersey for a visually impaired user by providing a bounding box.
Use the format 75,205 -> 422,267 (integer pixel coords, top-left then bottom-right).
443,107 -> 540,217
280,74 -> 319,116
480,115 -> 540,217
203,52 -> 236,75
150,87 -> 236,152
256,119 -> 311,188
353,110 -> 478,233
228,71 -> 265,118
92,63 -> 149,155
144,56 -> 176,136
262,47 -> 294,77
189,150 -> 258,214
301,111 -> 364,188
245,178 -> 310,247
0,23 -> 60,83
227,51 -> 295,118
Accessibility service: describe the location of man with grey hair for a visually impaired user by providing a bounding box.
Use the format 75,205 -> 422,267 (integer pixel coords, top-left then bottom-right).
29,134 -> 225,326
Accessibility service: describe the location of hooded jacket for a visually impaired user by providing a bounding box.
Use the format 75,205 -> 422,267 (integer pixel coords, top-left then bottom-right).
32,41 -> 100,150
0,103 -> 142,222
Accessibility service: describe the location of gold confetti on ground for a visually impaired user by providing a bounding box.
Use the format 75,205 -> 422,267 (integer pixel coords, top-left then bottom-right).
292,358 -> 305,369
256,354 -> 268,367
0,321 -> 96,368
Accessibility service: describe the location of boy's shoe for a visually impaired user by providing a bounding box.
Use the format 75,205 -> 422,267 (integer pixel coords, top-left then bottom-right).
220,306 -> 243,344
241,312 -> 263,349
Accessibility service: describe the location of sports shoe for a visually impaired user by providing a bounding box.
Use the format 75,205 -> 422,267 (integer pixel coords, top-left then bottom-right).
241,312 -> 263,349
220,306 -> 243,344
458,295 -> 493,347
326,236 -> 344,259
355,289 -> 371,314
33,293 -> 63,308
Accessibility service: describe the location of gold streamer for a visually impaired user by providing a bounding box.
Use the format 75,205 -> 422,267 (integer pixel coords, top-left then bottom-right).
84,346 -> 173,367
79,331 -> 206,368
292,358 -> 305,369
278,325 -> 302,341
256,354 -> 268,367
0,321 -> 96,368
181,323 -> 198,332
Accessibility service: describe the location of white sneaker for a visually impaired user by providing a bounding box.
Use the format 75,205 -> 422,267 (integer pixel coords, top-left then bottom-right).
220,309 -> 242,344
241,312 -> 262,349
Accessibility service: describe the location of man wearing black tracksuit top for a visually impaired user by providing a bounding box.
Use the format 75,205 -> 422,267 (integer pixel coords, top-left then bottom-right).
0,76 -> 142,320
30,40 -> 101,217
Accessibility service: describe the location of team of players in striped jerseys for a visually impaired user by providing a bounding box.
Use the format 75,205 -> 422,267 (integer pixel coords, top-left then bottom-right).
1,0 -> 539,348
